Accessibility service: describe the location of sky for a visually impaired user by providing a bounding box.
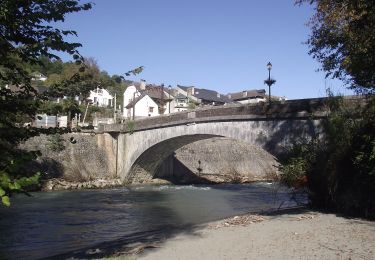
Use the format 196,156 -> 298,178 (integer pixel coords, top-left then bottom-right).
58,0 -> 352,99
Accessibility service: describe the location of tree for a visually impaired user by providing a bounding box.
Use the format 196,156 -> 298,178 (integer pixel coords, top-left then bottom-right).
297,0 -> 375,93
47,57 -> 102,99
0,0 -> 92,205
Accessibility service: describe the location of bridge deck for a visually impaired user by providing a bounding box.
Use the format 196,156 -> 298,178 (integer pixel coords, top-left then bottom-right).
98,96 -> 363,133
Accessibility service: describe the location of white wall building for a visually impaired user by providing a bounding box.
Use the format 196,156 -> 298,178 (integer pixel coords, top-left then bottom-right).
123,85 -> 142,118
173,93 -> 190,112
123,81 -> 174,119
126,95 -> 159,118
31,72 -> 47,82
88,88 -> 114,107
227,89 -> 267,104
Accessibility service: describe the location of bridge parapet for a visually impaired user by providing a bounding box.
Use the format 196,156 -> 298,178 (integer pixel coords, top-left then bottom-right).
99,96 -> 363,133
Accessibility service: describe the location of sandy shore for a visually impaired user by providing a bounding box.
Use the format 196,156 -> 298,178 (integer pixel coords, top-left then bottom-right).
136,210 -> 375,260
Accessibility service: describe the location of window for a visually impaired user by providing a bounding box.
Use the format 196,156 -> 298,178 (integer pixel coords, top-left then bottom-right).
149,107 -> 154,113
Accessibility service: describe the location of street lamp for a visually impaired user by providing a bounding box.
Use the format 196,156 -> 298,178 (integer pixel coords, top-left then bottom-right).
264,62 -> 276,104
168,85 -> 172,114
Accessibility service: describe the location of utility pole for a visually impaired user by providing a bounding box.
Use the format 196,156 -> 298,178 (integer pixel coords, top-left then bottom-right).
133,91 -> 136,120
113,93 -> 117,123
168,85 -> 171,114
82,102 -> 89,125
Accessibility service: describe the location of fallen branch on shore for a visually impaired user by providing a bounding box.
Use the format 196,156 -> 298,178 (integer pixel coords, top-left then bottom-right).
209,214 -> 267,229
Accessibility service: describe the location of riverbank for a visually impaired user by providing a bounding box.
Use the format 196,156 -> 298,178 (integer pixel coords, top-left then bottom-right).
41,178 -> 123,191
40,178 -> 271,191
134,209 -> 375,260
40,177 -> 173,191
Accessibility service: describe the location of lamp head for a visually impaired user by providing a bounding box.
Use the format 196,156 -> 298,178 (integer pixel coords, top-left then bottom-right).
267,62 -> 272,70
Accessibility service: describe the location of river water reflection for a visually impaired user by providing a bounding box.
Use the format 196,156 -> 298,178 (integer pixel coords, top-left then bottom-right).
0,183 -> 300,259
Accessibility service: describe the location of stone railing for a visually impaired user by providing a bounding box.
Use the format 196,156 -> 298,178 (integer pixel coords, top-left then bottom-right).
98,96 -> 364,133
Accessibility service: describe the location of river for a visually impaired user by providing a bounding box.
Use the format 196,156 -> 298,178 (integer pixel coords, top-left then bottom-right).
0,183 -> 301,259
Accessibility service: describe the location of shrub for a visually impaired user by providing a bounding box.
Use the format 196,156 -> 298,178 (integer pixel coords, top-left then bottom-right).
280,95 -> 375,218
126,120 -> 135,134
47,134 -> 65,152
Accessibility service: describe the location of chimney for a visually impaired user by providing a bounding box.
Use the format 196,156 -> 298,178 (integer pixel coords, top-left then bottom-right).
187,87 -> 195,96
140,79 -> 146,90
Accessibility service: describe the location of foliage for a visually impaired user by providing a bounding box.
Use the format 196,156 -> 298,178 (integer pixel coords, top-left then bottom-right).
38,101 -> 64,115
280,95 -> 375,218
47,57 -> 104,99
123,66 -> 144,77
47,134 -> 65,152
126,120 -> 135,134
0,0 -> 92,206
188,102 -> 197,110
0,0 -> 91,86
297,0 -> 375,93
0,171 -> 40,206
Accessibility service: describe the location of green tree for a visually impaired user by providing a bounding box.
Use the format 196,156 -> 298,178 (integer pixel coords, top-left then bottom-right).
297,0 -> 375,93
0,0 -> 92,206
47,57 -> 102,99
280,96 -> 375,218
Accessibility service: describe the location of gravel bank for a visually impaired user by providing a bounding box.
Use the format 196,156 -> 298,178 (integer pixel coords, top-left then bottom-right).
137,211 -> 375,260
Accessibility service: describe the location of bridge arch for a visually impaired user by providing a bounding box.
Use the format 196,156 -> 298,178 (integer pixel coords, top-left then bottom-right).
126,134 -> 221,183
116,119 -> 322,183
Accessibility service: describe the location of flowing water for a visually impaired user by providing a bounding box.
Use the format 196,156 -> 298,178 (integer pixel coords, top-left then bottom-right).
0,183 -> 301,259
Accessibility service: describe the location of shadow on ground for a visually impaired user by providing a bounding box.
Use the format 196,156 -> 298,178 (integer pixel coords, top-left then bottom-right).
43,206 -> 310,259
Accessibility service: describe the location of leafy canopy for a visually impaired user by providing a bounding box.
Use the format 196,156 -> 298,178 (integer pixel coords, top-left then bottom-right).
297,0 -> 375,93
0,0 -> 92,206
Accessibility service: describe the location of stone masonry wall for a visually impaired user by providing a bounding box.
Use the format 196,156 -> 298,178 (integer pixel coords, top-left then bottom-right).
156,137 -> 279,183
20,133 -> 117,182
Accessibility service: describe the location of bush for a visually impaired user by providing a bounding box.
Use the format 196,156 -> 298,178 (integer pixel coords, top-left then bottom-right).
47,134 -> 65,152
126,120 -> 135,134
280,95 -> 375,218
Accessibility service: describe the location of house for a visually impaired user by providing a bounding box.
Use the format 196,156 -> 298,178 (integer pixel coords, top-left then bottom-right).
31,72 -> 47,82
173,93 -> 190,112
123,81 -> 173,119
88,87 -> 114,107
227,89 -> 267,104
176,85 -> 231,106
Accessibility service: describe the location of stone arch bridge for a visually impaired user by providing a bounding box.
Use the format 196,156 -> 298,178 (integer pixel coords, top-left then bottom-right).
95,98 -> 341,183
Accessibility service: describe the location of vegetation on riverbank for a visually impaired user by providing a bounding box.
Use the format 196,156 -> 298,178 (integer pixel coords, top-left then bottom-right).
0,0 -> 93,206
280,0 -> 375,219
280,94 -> 375,218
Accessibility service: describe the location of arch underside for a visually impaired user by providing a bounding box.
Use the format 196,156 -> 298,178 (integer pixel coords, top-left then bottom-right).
126,134 -> 221,183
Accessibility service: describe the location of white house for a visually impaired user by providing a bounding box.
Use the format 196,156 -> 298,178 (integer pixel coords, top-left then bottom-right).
172,93 -> 190,112
125,94 -> 159,118
88,88 -> 114,107
31,72 -> 47,82
176,85 -> 231,106
123,81 -> 173,119
227,89 -> 267,104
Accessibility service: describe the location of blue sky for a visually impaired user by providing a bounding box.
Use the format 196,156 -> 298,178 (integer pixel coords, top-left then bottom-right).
59,0 -> 351,99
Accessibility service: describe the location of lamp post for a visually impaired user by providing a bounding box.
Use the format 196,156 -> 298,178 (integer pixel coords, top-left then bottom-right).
168,85 -> 171,114
264,62 -> 276,104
